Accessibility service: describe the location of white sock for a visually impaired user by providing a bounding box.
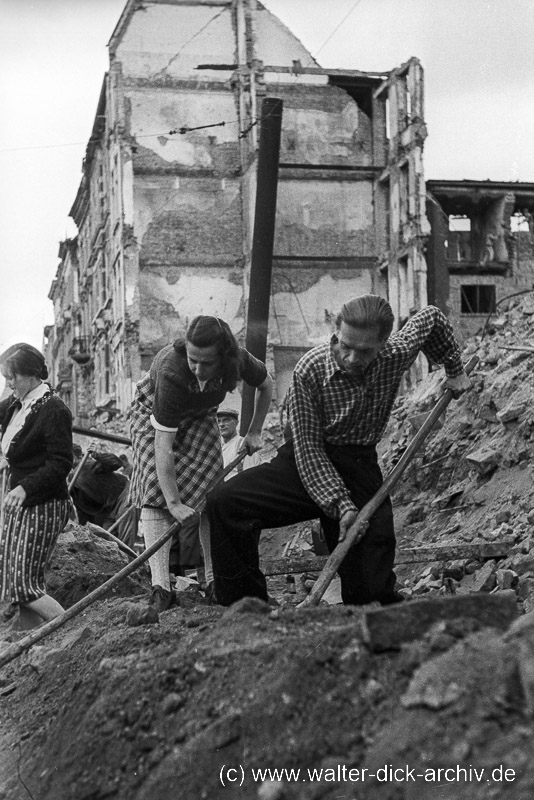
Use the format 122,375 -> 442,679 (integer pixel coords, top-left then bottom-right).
140,507 -> 173,591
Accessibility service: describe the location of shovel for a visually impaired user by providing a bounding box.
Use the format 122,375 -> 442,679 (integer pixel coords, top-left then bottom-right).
299,355 -> 479,608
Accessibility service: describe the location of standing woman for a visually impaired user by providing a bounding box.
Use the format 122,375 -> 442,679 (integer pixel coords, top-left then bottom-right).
0,345 -> 73,629
130,316 -> 272,611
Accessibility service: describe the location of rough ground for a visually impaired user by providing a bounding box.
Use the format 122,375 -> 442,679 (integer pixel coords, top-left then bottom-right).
2,295 -> 534,799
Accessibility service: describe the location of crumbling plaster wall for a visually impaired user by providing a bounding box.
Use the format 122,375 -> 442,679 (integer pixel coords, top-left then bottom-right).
112,0 -> 390,382
125,86 -> 241,173
276,85 -> 372,166
138,266 -> 245,364
261,78 -> 378,347
274,178 -> 374,257
269,269 -> 373,347
112,1 -> 249,372
134,171 -> 245,358
114,1 -> 235,83
253,4 -> 319,68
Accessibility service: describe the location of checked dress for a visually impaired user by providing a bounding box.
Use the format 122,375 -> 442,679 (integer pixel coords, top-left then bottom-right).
129,341 -> 267,522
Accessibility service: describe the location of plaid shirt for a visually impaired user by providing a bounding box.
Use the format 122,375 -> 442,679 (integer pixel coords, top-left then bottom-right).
287,305 -> 464,519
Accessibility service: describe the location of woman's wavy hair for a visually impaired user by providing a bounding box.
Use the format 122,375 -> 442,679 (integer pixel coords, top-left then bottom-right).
182,316 -> 240,391
0,343 -> 48,380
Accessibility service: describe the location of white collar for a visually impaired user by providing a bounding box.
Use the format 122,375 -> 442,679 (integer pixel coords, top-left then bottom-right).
20,381 -> 48,409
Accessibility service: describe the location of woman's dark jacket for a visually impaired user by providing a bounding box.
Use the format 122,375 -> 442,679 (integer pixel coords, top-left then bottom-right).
0,390 -> 73,507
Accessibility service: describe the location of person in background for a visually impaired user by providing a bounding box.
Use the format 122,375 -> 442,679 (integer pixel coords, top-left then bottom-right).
0,344 -> 72,629
129,315 -> 273,612
118,453 -> 133,478
70,446 -> 127,526
217,406 -> 262,479
217,407 -> 243,480
189,405 -> 263,600
70,446 -> 138,550
207,296 -> 471,607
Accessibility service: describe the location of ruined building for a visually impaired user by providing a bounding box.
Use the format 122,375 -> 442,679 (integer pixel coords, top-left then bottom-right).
44,0 -> 429,421
426,180 -> 534,342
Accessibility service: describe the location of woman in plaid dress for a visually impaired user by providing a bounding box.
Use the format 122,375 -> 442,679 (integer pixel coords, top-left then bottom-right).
129,316 -> 272,611
0,344 -> 72,629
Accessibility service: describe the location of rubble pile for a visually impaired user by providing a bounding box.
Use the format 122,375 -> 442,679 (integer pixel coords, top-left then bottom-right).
379,293 -> 534,610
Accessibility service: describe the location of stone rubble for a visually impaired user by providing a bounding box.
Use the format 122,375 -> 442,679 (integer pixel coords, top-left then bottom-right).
378,292 -> 534,613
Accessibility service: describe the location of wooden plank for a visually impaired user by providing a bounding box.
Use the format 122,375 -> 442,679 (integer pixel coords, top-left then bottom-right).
497,345 -> 534,354
262,540 -> 513,576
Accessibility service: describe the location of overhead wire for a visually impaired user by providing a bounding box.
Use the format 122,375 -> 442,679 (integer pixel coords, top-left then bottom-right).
0,116 -> 252,154
314,0 -> 365,58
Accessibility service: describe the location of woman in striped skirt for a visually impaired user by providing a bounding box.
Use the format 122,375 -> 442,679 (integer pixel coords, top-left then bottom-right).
130,316 -> 273,611
0,344 -> 72,629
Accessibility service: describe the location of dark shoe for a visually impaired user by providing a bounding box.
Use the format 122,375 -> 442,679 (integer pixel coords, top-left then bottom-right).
149,585 -> 177,613
204,581 -> 219,605
2,602 -> 17,622
380,590 -> 406,606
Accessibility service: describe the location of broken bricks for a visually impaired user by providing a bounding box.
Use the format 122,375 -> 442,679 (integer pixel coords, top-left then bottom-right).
465,446 -> 500,475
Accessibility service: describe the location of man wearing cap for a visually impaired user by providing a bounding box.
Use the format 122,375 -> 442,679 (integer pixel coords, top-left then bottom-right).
217,407 -> 244,480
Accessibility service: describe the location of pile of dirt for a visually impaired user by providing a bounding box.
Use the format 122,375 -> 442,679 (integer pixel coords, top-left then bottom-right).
1,583 -> 533,799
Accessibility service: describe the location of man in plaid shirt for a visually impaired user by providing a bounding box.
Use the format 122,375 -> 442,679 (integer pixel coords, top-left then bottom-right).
207,295 -> 471,607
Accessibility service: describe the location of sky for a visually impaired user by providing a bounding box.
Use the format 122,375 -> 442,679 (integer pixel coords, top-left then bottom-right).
1,0 -> 534,378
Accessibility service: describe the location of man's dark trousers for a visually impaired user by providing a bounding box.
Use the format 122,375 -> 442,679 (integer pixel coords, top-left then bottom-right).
207,440 -> 398,606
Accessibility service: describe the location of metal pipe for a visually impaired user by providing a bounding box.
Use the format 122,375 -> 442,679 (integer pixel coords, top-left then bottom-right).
240,97 -> 283,434
72,425 -> 131,445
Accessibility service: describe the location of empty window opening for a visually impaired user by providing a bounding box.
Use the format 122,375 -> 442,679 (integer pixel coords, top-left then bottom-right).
449,215 -> 471,232
405,86 -> 412,124
460,285 -> 496,314
448,215 -> 472,261
511,212 -> 530,233
398,257 -> 414,323
399,164 -> 409,222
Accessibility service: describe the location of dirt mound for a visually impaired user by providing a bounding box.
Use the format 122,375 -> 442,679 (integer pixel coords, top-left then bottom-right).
45,524 -> 150,608
1,589 -> 533,800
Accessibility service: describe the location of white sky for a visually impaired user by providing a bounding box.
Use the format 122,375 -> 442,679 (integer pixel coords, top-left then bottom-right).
1,0 -> 533,375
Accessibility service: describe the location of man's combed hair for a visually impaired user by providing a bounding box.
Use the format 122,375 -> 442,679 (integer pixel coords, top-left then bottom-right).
336,295 -> 395,341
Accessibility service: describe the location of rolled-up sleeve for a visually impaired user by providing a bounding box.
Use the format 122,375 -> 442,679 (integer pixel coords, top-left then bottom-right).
399,306 -> 464,377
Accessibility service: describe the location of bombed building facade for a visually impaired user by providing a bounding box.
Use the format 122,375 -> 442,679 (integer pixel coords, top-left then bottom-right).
426,180 -> 534,341
46,0 -> 431,421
